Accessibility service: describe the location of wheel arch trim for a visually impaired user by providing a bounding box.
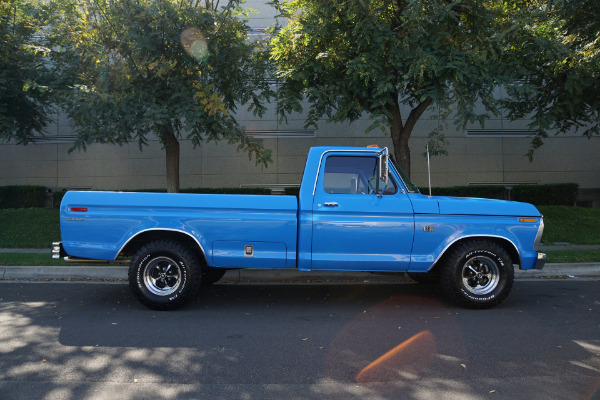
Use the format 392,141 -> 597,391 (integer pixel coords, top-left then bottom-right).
116,228 -> 208,262
429,234 -> 521,272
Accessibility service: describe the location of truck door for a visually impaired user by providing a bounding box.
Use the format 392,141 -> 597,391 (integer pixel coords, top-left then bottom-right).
311,152 -> 415,271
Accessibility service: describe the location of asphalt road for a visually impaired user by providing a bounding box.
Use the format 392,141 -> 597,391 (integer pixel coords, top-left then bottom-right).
1,280 -> 599,400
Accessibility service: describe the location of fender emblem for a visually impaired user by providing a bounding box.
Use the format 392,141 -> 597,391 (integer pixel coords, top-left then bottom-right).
424,226 -> 434,232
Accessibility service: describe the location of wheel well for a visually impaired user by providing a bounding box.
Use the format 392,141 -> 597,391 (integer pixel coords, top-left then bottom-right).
119,230 -> 207,264
433,236 -> 521,270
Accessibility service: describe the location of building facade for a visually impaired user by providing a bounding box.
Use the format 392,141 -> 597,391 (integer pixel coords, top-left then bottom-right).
1,1 -> 599,206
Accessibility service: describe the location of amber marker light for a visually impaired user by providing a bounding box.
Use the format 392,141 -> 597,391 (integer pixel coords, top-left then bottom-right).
355,330 -> 436,383
519,218 -> 537,223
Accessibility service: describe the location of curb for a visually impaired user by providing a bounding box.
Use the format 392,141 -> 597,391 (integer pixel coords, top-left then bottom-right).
514,263 -> 600,278
2,263 -> 600,283
0,265 -> 128,281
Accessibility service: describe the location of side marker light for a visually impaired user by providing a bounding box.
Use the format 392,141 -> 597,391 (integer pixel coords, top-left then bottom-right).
519,218 -> 537,223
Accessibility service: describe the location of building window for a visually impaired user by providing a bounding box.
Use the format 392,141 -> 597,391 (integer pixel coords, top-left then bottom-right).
245,130 -> 315,138
466,129 -> 533,137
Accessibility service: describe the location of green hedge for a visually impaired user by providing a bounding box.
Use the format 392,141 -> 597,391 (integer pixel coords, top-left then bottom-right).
6,183 -> 582,209
512,183 -> 579,206
284,187 -> 301,197
415,183 -> 579,206
285,184 -> 580,206
0,185 -> 47,209
52,190 -> 66,207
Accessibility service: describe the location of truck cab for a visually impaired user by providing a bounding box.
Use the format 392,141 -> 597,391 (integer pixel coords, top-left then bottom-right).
298,147 -> 414,272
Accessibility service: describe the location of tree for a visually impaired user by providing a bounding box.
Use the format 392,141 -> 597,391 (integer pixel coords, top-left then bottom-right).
269,0 -> 525,177
52,0 -> 273,192
0,0 -> 55,144
501,0 -> 600,157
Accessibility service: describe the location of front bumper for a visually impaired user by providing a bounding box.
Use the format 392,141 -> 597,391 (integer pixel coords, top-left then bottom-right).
532,216 -> 546,270
534,252 -> 547,270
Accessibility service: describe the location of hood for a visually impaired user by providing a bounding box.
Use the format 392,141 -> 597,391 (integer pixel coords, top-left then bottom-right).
407,193 -> 541,216
437,196 -> 541,217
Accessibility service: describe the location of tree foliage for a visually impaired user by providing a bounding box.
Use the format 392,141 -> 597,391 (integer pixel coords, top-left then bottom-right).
51,0 -> 273,192
270,0 -> 600,175
0,0 -> 55,143
270,0 -> 516,176
501,0 -> 600,158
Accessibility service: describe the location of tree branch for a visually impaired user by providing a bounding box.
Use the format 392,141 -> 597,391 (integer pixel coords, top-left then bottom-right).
404,97 -> 432,134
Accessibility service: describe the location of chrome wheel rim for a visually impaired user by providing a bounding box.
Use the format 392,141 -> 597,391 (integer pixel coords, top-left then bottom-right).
143,256 -> 182,296
461,256 -> 500,295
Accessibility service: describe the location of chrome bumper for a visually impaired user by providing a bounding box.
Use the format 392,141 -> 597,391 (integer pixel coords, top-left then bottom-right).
534,252 -> 547,270
51,242 -> 66,259
532,217 -> 546,270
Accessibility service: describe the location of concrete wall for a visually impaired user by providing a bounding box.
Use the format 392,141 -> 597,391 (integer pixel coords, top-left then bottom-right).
2,105 -> 598,193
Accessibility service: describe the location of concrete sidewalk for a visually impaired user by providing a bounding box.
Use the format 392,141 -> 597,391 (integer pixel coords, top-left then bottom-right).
1,263 -> 599,283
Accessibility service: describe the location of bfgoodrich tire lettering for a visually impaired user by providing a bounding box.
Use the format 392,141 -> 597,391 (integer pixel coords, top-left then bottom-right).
128,240 -> 201,310
441,239 -> 514,309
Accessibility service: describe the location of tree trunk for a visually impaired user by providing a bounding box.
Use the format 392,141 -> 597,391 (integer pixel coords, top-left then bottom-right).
388,99 -> 411,178
387,96 -> 432,179
162,126 -> 180,193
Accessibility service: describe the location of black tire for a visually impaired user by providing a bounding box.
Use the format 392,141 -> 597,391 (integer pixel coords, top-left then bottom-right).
201,267 -> 227,286
128,240 -> 201,310
440,239 -> 514,309
407,270 -> 440,284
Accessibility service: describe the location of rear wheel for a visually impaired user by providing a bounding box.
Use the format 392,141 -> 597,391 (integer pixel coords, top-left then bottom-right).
440,239 -> 514,309
129,240 -> 201,310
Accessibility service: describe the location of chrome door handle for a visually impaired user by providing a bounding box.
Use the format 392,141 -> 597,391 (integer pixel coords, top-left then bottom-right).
324,202 -> 338,207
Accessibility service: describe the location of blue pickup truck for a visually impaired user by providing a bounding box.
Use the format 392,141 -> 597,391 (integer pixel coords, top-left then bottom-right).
53,146 -> 546,310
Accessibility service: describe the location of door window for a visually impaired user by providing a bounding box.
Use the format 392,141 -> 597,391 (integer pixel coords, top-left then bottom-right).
323,156 -> 396,195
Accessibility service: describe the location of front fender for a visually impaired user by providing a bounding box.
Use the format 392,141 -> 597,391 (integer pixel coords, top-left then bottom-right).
408,214 -> 542,272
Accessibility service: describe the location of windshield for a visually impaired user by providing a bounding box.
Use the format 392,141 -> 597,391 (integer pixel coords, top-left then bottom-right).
390,155 -> 420,193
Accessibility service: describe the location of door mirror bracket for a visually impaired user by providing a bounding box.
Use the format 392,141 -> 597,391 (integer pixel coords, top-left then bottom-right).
377,147 -> 389,197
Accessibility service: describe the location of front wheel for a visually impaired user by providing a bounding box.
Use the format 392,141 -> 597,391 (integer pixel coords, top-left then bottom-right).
128,240 -> 201,310
440,239 -> 514,309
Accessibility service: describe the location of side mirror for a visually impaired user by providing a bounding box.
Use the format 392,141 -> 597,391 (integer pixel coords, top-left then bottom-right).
378,148 -> 389,196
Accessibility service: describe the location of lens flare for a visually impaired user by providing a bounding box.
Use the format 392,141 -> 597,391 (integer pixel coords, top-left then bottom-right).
181,27 -> 209,62
356,330 -> 436,383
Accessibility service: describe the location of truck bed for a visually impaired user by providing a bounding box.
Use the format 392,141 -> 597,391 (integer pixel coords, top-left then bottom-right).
60,191 -> 298,268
